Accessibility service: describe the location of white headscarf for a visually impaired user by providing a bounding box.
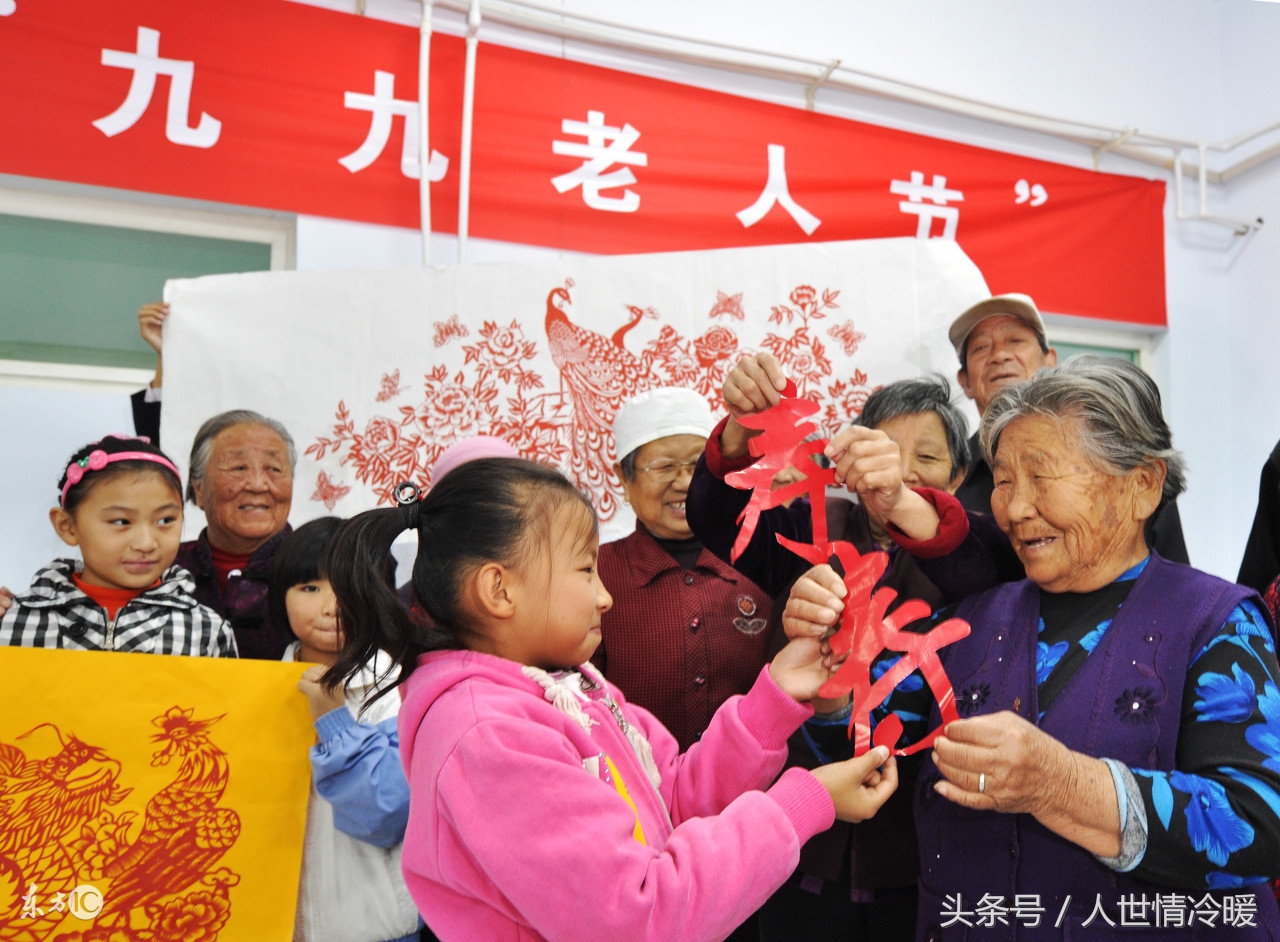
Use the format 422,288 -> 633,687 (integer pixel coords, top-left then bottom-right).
612,387 -> 715,462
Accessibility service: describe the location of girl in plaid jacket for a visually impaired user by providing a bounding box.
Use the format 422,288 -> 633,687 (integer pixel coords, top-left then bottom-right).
0,435 -> 236,657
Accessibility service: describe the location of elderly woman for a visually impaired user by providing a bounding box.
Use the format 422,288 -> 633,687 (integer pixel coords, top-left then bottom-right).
591,387 -> 773,755
178,409 -> 296,659
689,359 -> 1025,942
790,357 -> 1280,939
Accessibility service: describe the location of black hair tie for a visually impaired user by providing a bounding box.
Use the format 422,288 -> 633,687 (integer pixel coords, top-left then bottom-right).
394,482 -> 423,531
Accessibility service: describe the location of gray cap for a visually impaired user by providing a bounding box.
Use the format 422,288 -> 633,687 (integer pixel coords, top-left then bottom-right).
949,293 -> 1046,363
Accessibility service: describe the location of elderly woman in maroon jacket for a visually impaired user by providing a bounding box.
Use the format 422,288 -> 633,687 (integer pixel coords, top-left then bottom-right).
591,387 -> 774,757
177,409 -> 296,659
789,357 -> 1280,940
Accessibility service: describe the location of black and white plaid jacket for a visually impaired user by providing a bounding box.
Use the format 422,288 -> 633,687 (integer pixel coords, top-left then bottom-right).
0,559 -> 238,657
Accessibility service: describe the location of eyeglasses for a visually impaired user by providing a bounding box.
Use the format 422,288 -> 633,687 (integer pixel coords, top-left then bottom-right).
635,459 -> 700,483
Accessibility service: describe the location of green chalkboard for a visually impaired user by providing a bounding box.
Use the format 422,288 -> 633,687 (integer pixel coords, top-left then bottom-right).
0,214 -> 272,369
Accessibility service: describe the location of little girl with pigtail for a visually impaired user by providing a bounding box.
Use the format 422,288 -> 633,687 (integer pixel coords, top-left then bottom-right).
323,457 -> 897,942
0,434 -> 235,656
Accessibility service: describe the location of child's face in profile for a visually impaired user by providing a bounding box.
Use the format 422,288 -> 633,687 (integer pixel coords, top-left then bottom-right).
287,578 -> 343,664
503,501 -> 613,671
50,471 -> 183,591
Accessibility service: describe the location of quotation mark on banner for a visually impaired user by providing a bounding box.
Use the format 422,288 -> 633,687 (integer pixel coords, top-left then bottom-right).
1015,179 -> 1048,206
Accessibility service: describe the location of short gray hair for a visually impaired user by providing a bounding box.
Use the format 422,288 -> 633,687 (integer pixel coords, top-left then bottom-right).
618,449 -> 639,483
186,409 -> 298,503
856,374 -> 971,483
979,356 -> 1185,501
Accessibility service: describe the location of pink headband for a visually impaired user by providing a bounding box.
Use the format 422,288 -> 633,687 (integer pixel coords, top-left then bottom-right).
61,446 -> 181,506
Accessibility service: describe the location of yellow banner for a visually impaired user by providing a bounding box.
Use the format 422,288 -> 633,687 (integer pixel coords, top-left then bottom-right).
0,647 -> 313,942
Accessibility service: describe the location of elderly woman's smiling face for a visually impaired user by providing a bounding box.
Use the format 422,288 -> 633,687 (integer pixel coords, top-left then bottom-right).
195,423 -> 294,555
990,414 -> 1161,594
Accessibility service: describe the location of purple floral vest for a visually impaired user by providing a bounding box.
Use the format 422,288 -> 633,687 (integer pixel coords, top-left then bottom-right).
913,554 -> 1280,940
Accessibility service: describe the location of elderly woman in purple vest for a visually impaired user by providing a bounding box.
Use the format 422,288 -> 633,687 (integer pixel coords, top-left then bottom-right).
788,356 -> 1280,940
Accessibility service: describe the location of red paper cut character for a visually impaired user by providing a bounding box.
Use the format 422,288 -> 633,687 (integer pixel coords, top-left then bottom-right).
724,380 -> 836,562
725,383 -> 970,757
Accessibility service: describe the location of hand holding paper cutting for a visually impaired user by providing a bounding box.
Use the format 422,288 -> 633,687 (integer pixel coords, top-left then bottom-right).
767,635 -> 838,703
720,352 -> 789,460
809,745 -> 900,824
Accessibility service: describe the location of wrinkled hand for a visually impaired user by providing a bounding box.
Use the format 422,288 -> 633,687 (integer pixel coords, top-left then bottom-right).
0,586 -> 13,616
932,711 -> 1071,815
781,564 -> 846,643
769,636 -> 837,702
811,745 -> 899,823
138,302 -> 169,353
298,664 -> 347,721
720,352 -> 788,459
824,426 -> 906,523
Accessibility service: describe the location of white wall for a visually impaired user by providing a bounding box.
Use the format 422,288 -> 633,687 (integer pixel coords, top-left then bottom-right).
1218,1 -> 1280,575
6,0 -> 1280,584
0,387 -> 135,589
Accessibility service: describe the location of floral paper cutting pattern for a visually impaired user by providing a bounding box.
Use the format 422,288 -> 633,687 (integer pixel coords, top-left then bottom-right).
306,282 -> 877,518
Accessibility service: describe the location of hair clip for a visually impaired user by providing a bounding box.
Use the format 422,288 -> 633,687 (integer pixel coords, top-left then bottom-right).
65,450 -> 110,487
393,482 -> 422,506
394,481 -> 422,531
61,449 -> 181,507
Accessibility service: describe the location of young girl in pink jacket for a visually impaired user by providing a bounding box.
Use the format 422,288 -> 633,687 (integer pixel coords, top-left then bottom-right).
322,458 -> 896,942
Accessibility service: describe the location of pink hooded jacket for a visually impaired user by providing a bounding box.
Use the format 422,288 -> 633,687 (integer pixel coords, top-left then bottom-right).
397,649 -> 836,942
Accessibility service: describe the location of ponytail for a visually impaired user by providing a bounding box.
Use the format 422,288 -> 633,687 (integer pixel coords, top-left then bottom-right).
324,506 -> 443,703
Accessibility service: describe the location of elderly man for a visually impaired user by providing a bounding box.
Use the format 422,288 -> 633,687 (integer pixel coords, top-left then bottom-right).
592,387 -> 773,754
179,409 -> 296,659
951,293 -> 1189,562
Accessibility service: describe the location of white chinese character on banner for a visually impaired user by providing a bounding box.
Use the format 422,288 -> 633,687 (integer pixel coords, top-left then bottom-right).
93,26 -> 221,148
551,111 -> 648,213
890,171 -> 964,240
340,70 -> 449,181
736,144 -> 821,235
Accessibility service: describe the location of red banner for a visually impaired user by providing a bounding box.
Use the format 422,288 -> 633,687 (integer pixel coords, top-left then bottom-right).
0,0 -> 1166,325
